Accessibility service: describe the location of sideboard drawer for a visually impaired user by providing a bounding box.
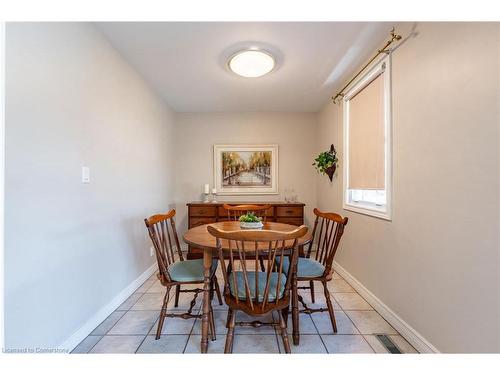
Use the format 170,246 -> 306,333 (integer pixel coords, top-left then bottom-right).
189,217 -> 215,228
190,206 -> 216,217
276,217 -> 304,226
276,206 -> 303,217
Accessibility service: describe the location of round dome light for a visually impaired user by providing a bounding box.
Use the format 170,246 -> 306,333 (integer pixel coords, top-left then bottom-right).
228,49 -> 275,78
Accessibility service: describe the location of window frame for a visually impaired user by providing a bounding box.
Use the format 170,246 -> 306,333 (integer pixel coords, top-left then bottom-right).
342,56 -> 392,221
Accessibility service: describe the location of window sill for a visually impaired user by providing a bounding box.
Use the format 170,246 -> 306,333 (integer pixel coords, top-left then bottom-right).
343,202 -> 392,221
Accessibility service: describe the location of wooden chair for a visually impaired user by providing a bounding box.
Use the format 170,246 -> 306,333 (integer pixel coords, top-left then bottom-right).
280,208 -> 348,333
144,209 -> 222,340
223,204 -> 272,272
222,204 -> 272,222
207,224 -> 308,353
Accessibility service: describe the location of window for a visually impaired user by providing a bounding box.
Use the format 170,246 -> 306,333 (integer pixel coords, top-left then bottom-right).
343,56 -> 392,220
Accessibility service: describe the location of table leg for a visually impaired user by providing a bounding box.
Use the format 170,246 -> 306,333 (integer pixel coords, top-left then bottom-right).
201,248 -> 211,353
292,256 -> 300,345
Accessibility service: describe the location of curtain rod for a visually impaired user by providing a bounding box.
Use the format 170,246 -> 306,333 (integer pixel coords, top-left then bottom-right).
331,28 -> 402,104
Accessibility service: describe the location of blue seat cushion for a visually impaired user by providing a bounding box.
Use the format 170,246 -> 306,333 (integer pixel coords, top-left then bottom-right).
229,271 -> 287,302
167,259 -> 217,282
278,257 -> 325,278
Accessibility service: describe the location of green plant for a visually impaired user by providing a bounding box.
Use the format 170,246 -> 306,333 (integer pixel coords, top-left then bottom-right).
312,144 -> 338,181
239,212 -> 262,223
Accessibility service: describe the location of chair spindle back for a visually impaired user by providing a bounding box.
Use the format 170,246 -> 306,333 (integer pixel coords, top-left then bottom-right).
306,208 -> 348,277
144,209 -> 184,283
207,225 -> 308,311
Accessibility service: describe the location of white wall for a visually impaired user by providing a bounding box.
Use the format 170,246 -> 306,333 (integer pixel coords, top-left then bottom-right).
4,23 -> 175,349
317,22 -> 500,353
173,112 -> 318,236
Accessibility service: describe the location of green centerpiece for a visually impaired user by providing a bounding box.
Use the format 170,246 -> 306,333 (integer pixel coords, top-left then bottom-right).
239,212 -> 264,229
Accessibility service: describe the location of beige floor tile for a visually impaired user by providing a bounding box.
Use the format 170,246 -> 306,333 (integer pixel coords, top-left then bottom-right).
311,311 -> 359,334
231,334 -> 280,353
185,335 -> 227,354
71,335 -> 103,353
333,293 -> 373,310
390,335 -> 418,353
147,272 -> 159,282
299,291 -> 342,310
328,279 -> 356,293
145,280 -> 166,293
116,293 -> 143,311
273,311 -> 318,334
90,311 -> 126,335
345,310 -> 397,335
90,335 -> 144,353
332,271 -> 343,280
136,278 -> 156,293
322,335 -> 374,353
277,334 -> 327,353
108,310 -> 158,335
130,293 -> 164,310
150,316 -> 196,335
136,335 -> 188,353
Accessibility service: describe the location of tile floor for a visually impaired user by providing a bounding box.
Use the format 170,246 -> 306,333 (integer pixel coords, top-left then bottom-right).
71,270 -> 418,354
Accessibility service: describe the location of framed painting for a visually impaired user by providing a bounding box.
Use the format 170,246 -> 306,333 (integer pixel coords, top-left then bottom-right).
214,144 -> 279,195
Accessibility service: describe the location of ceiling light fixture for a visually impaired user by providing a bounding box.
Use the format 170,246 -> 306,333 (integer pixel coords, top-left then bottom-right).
228,49 -> 275,78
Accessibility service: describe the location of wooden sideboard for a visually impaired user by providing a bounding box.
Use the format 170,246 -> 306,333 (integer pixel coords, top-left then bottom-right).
186,201 -> 306,259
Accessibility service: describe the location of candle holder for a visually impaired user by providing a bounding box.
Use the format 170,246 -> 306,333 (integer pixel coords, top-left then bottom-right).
211,192 -> 217,203
203,192 -> 210,203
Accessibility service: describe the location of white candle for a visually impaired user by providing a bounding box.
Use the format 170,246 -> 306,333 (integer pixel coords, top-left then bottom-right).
212,188 -> 217,194
204,184 -> 209,194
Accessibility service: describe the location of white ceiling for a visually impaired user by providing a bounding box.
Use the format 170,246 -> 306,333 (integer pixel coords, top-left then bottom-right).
96,22 -> 392,112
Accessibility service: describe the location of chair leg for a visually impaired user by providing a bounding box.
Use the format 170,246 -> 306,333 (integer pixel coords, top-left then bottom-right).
322,281 -> 337,333
156,287 -> 171,339
281,306 -> 289,324
309,280 -> 315,303
224,309 -> 236,354
226,308 -> 233,328
209,304 -> 216,341
174,285 -> 180,307
213,275 -> 223,305
279,308 -> 291,353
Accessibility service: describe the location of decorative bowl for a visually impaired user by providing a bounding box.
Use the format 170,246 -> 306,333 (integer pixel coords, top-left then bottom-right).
239,221 -> 264,230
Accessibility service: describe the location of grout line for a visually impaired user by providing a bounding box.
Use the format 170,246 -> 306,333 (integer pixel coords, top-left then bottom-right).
182,309 -> 199,353
84,335 -> 105,354
76,276 -> 155,353
95,310 -> 127,336
134,335 -> 148,354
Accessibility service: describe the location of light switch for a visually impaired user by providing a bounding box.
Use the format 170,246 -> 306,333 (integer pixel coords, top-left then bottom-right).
82,167 -> 90,184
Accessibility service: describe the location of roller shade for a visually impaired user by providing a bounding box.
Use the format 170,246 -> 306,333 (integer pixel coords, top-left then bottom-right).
347,72 -> 385,190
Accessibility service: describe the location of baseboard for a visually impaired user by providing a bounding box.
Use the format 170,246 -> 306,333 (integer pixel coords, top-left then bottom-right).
59,263 -> 157,352
333,261 -> 440,353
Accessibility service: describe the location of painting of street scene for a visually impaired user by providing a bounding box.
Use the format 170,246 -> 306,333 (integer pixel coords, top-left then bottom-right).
222,151 -> 272,186
214,144 -> 278,195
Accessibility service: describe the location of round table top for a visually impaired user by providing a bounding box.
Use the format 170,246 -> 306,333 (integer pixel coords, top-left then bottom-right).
183,221 -> 312,251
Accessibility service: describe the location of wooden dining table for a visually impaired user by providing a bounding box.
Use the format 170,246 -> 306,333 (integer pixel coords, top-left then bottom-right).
183,221 -> 312,353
